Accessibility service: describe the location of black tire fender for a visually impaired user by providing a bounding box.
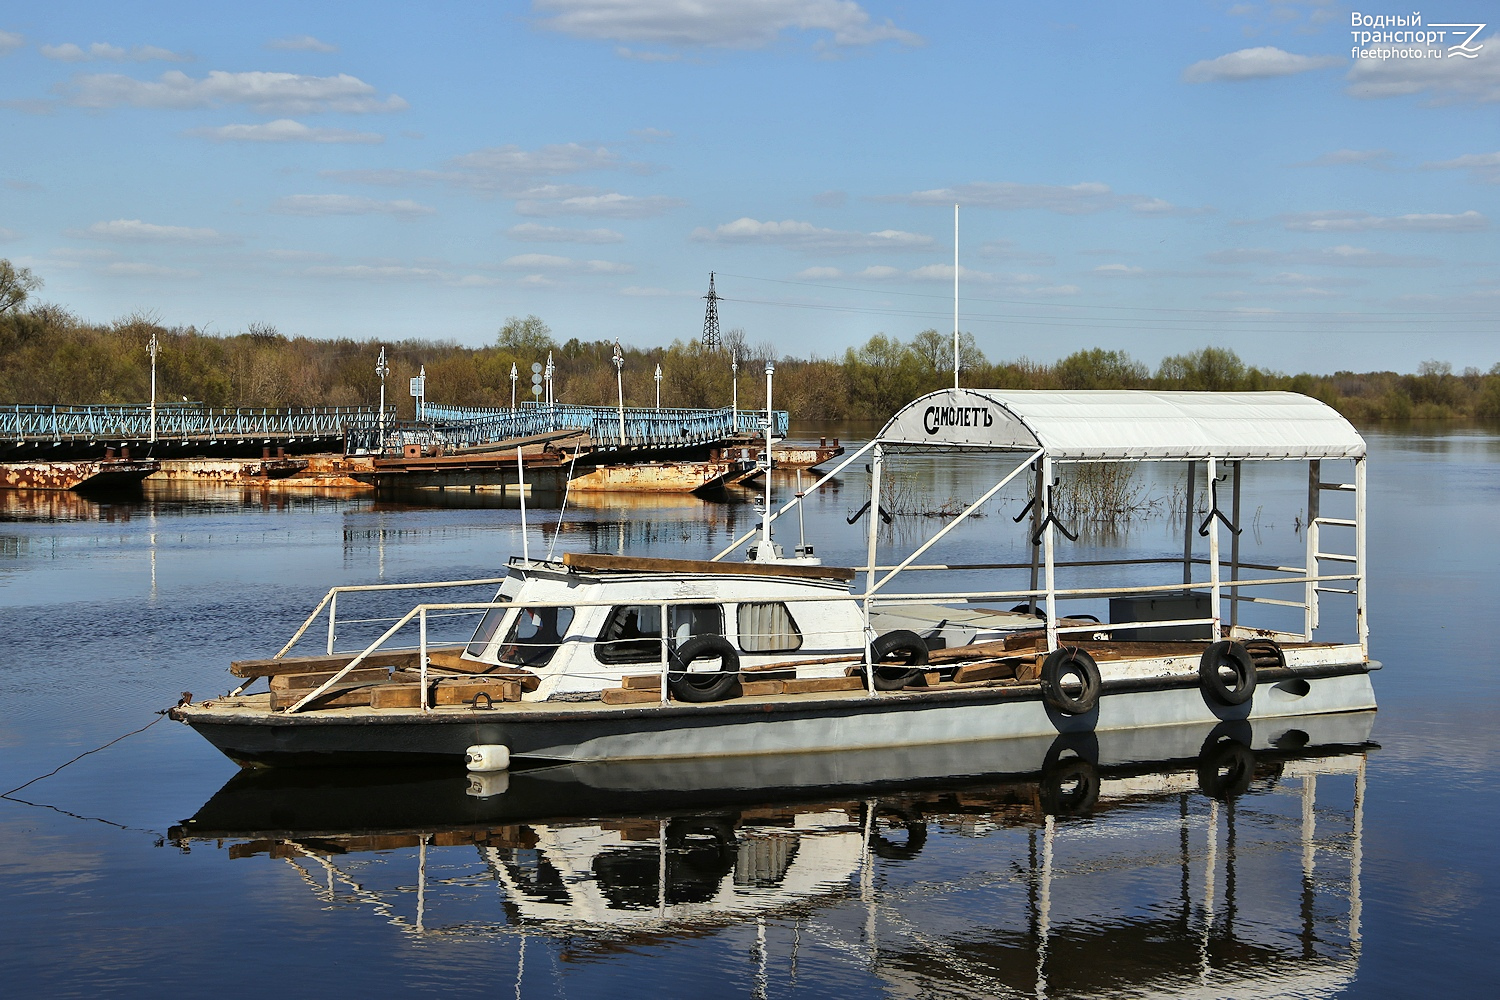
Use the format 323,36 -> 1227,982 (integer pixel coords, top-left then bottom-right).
867,806 -> 928,861
1040,647 -> 1101,715
1199,640 -> 1257,706
867,629 -> 930,691
1197,729 -> 1257,800
668,635 -> 741,703
1039,757 -> 1101,817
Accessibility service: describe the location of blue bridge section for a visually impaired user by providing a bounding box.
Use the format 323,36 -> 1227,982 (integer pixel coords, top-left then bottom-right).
349,404 -> 788,454
2,403 -> 385,456
2,402 -> 787,458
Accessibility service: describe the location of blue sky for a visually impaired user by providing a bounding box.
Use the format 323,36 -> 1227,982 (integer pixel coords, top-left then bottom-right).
1,1 -> 1496,374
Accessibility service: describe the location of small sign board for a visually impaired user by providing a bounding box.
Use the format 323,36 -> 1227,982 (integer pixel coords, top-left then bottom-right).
409,376 -> 426,397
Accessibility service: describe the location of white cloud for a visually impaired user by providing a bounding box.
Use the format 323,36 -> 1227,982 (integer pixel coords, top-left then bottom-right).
1424,151 -> 1500,184
858,265 -> 902,279
41,41 -> 190,62
689,217 -> 933,253
186,119 -> 383,144
306,264 -> 445,281
531,0 -> 922,50
325,144 -> 632,195
888,181 -> 1120,214
1347,32 -> 1500,104
500,253 -> 634,274
1293,148 -> 1395,168
71,218 -> 237,244
516,190 -> 684,217
272,194 -> 435,216
1183,46 -> 1341,82
59,70 -> 408,114
908,263 -> 1001,283
103,261 -> 199,277
260,248 -> 334,262
1279,209 -> 1488,232
267,35 -> 338,53
1131,197 -> 1211,216
448,143 -> 622,190
1094,263 -> 1146,276
795,266 -> 843,279
507,222 -> 625,243
1204,245 -> 1442,267
0,31 -> 24,56
1256,271 -> 1361,288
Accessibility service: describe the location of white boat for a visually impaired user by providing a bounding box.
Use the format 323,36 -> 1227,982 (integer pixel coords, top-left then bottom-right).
172,389 -> 1376,768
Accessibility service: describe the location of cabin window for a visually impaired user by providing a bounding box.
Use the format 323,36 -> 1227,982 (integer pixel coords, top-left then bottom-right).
497,606 -> 575,668
737,602 -> 803,653
595,604 -> 724,664
465,583 -> 519,657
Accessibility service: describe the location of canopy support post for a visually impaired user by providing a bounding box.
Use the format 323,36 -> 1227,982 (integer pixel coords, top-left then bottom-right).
1229,461 -> 1242,630
1183,461 -> 1196,588
1028,463 -> 1043,615
1042,455 -> 1058,651
1305,460 -> 1321,639
862,444 -> 883,692
1354,457 -> 1368,659
1206,457 -> 1222,642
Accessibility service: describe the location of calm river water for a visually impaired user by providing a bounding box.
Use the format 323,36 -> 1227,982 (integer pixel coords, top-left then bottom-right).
1,427 -> 1496,998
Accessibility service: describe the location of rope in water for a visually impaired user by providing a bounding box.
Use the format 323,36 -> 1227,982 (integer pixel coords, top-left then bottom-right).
1,698 -> 181,799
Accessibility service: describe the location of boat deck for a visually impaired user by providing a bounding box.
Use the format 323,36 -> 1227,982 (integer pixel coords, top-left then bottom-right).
182,637 -> 1359,723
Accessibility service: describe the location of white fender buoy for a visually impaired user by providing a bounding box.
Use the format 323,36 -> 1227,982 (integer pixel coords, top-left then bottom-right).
467,771 -> 510,797
466,744 -> 510,772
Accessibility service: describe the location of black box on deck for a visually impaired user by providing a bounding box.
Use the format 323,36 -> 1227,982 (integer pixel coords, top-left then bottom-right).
1107,593 -> 1211,641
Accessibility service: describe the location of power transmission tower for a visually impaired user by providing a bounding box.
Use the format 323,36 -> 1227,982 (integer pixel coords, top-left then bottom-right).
701,271 -> 721,349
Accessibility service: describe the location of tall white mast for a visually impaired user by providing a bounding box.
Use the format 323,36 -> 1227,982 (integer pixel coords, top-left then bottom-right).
761,361 -> 775,552
953,203 -> 960,390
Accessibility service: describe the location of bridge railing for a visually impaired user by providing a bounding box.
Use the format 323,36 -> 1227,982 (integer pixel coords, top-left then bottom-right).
349,404 -> 788,455
2,403 -> 389,443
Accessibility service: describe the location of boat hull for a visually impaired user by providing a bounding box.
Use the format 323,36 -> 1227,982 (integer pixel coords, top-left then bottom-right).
178,663 -> 1376,767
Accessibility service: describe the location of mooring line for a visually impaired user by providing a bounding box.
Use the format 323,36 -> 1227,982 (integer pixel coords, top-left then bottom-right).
2,705 -> 172,799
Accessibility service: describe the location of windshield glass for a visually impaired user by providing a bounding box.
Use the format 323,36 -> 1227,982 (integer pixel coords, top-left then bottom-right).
465,583 -> 518,657
498,606 -> 576,668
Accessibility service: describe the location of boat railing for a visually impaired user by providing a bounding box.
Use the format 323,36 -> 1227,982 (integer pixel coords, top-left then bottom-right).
267,561 -> 1360,714
276,592 -> 869,714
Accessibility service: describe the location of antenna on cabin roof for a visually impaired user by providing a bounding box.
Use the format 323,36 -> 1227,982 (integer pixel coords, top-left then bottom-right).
701,271 -> 721,349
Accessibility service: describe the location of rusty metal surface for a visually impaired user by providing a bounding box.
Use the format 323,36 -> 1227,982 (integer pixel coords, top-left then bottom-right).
567,459 -> 753,493
0,459 -> 158,492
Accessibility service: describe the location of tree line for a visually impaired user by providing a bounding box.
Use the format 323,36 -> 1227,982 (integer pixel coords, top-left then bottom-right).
2,260 -> 1497,424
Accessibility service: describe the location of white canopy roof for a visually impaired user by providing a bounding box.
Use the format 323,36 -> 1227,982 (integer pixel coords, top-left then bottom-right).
877,389 -> 1365,461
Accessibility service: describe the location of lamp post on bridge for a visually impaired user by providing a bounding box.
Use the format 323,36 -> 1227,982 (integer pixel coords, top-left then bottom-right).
148,330 -> 158,443
509,362 -> 517,411
545,351 -> 555,409
654,363 -> 662,410
612,341 -> 625,445
376,346 -> 389,448
731,348 -> 738,435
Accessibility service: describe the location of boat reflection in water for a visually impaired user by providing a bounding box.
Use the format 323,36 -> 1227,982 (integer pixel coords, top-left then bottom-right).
173,712 -> 1374,996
